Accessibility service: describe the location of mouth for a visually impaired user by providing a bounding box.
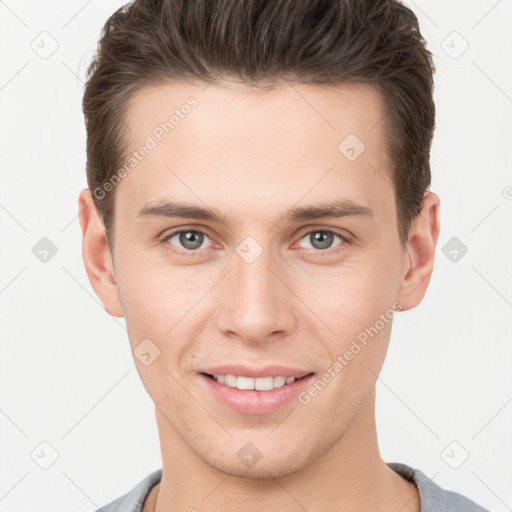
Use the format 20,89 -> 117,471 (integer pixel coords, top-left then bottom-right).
198,367 -> 315,415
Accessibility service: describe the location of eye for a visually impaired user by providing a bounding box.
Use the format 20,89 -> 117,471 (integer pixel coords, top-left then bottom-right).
164,229 -> 214,252
296,229 -> 347,251
161,227 -> 351,256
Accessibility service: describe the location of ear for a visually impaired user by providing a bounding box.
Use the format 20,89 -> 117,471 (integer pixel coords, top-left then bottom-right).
397,192 -> 440,311
78,188 -> 124,317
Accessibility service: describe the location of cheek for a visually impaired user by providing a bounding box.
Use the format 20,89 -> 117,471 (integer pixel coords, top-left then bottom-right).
116,268 -> 198,402
297,259 -> 399,333
116,259 -> 214,375
117,255 -> 190,325
120,279 -> 170,339
291,255 -> 401,387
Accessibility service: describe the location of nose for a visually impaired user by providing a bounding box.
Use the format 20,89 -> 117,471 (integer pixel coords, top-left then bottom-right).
216,243 -> 297,345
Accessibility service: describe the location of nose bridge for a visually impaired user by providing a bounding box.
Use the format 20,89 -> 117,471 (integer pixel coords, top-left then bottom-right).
217,238 -> 295,342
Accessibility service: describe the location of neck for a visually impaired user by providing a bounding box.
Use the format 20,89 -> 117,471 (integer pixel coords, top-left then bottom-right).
152,388 -> 420,512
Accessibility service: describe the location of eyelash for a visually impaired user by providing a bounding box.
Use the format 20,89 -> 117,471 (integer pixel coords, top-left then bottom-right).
161,227 -> 353,257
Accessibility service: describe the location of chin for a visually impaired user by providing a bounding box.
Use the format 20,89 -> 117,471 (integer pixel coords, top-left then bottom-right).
210,457 -> 304,479
200,441 -> 319,480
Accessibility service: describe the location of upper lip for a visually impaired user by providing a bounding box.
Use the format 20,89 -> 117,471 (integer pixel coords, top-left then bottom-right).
200,365 -> 313,379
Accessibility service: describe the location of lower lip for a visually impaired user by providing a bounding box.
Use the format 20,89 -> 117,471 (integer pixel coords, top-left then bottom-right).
199,373 -> 315,414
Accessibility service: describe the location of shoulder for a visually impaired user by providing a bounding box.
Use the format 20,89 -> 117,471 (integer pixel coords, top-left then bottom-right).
388,462 -> 489,512
94,469 -> 162,512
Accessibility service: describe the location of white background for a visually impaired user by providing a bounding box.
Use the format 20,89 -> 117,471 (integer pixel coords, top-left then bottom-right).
0,1 -> 511,511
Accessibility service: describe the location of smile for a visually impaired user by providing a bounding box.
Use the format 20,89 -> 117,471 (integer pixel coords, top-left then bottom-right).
199,369 -> 315,414
205,373 -> 301,390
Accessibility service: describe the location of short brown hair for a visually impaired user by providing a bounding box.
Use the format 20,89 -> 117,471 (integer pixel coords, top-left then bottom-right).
83,0 -> 436,250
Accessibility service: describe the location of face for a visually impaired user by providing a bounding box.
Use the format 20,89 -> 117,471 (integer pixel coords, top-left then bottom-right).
80,80 -> 439,479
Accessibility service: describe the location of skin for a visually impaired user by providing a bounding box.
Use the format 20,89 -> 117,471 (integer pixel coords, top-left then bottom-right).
79,80 -> 440,512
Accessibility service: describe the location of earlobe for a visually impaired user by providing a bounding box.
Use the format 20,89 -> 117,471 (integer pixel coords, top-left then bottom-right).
397,192 -> 440,311
78,188 -> 124,317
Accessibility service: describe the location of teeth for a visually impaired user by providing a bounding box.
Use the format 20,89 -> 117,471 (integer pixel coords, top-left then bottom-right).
272,376 -> 286,388
255,377 -> 274,391
210,374 -> 298,390
225,374 -> 237,387
236,376 -> 255,390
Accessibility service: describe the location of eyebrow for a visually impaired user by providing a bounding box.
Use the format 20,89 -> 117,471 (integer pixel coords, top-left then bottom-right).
135,199 -> 374,225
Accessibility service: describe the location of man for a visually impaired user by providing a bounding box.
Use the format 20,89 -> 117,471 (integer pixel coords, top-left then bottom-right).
78,0 -> 489,510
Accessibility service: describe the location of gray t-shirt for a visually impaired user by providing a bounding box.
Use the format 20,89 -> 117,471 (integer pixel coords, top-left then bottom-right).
95,462 -> 489,511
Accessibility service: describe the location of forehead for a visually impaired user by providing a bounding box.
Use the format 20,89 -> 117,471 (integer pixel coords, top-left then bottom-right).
116,80 -> 392,222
